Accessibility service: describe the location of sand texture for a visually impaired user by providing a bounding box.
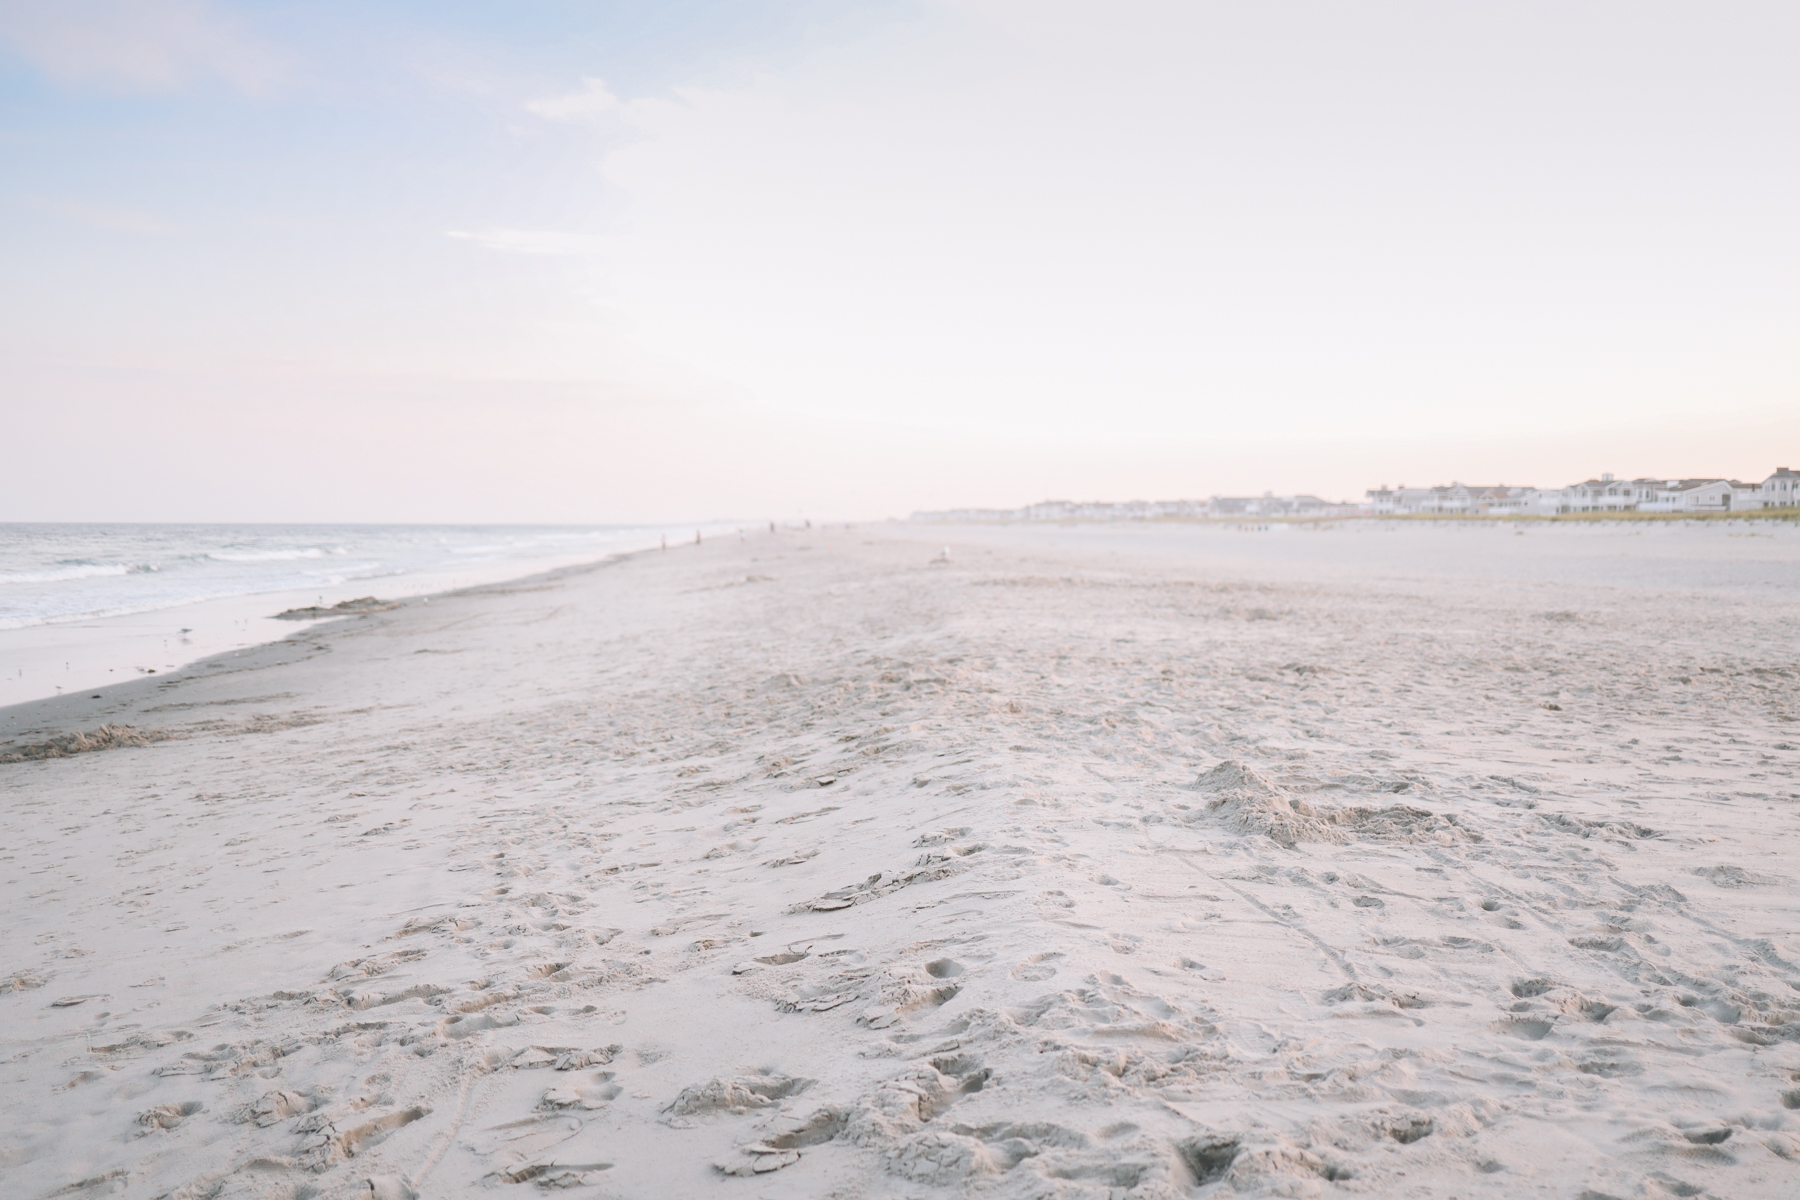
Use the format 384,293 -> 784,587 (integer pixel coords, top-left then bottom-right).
3,522 -> 1799,1199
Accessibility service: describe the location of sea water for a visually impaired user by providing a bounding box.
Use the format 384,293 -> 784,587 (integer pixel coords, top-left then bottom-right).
0,523 -> 730,706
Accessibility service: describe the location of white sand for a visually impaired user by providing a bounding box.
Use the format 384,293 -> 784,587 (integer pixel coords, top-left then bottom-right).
3,522 -> 1798,1199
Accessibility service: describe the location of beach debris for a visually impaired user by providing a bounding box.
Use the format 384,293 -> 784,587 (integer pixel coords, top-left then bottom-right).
273,597 -> 399,620
1,724 -> 169,763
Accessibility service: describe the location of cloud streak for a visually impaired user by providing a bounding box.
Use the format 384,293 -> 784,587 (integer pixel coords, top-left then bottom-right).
525,76 -> 625,124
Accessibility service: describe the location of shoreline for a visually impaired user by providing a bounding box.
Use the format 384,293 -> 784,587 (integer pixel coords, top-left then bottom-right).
0,523 -> 744,710
0,547 -> 651,749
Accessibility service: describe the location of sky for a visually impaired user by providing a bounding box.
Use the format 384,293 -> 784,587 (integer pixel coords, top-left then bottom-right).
2,0 -> 1797,522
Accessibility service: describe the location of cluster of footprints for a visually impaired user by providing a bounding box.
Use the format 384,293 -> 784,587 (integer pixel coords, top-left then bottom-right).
98,908 -> 1258,1199
35,788 -> 1800,1200
14,534 -> 1800,1200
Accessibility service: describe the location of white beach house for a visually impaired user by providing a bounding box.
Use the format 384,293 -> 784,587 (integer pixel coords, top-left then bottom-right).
1208,493 -> 1355,518
1759,467 -> 1800,509
1363,484 -> 1549,515
1363,469 -> 1795,516
1554,474 -> 1668,512
1554,473 -> 1782,513
1632,478 -> 1764,512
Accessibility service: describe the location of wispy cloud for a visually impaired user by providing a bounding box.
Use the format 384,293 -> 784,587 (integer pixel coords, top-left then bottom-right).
525,77 -> 624,124
0,0 -> 283,93
25,194 -> 178,234
445,229 -> 607,257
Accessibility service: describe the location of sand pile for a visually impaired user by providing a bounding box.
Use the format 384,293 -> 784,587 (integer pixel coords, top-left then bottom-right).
272,596 -> 400,620
0,722 -> 168,762
1191,759 -> 1476,846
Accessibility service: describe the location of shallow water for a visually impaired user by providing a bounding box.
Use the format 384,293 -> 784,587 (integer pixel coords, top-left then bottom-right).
0,522 -> 740,703
0,524 -> 693,630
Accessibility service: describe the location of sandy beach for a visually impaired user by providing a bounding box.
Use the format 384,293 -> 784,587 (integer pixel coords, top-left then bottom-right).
3,520 -> 1798,1200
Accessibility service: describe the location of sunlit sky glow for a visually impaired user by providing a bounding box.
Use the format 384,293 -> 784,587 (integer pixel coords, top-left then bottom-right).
3,1 -> 1796,521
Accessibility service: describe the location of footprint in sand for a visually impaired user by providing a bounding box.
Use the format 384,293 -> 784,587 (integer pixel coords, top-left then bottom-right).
493,1162 -> 613,1186
465,1114 -> 583,1159
136,1100 -> 203,1133
664,1074 -> 813,1116
539,1077 -> 622,1110
245,1089 -> 315,1126
1011,952 -> 1062,981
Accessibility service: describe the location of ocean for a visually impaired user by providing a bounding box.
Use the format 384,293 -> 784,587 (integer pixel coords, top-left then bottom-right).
0,523 -> 733,704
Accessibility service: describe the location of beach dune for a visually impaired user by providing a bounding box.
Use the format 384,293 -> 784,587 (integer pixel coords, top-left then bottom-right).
2,522 -> 1797,1199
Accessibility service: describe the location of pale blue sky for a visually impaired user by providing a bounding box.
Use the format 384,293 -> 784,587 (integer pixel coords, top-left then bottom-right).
3,1 -> 1796,521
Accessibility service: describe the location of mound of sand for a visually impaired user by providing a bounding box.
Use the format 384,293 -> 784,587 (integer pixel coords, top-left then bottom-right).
272,596 -> 399,620
1191,760 -> 1476,846
0,723 -> 168,763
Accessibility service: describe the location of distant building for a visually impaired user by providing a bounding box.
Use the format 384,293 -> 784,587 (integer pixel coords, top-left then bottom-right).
1363,483 -> 1548,515
1552,472 -> 1782,513
1759,467 -> 1800,509
1207,493 -> 1357,518
910,494 -> 1357,522
913,468 -> 1798,523
1634,479 -> 1731,513
1555,474 -> 1667,512
1593,477 -> 1765,513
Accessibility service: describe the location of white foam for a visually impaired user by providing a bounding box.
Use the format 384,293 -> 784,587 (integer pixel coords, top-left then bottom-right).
0,562 -> 132,584
0,522 -> 743,701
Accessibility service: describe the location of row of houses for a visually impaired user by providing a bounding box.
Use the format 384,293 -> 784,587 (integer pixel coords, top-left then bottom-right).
1368,467 -> 1800,515
911,494 -> 1362,522
911,468 -> 1800,523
